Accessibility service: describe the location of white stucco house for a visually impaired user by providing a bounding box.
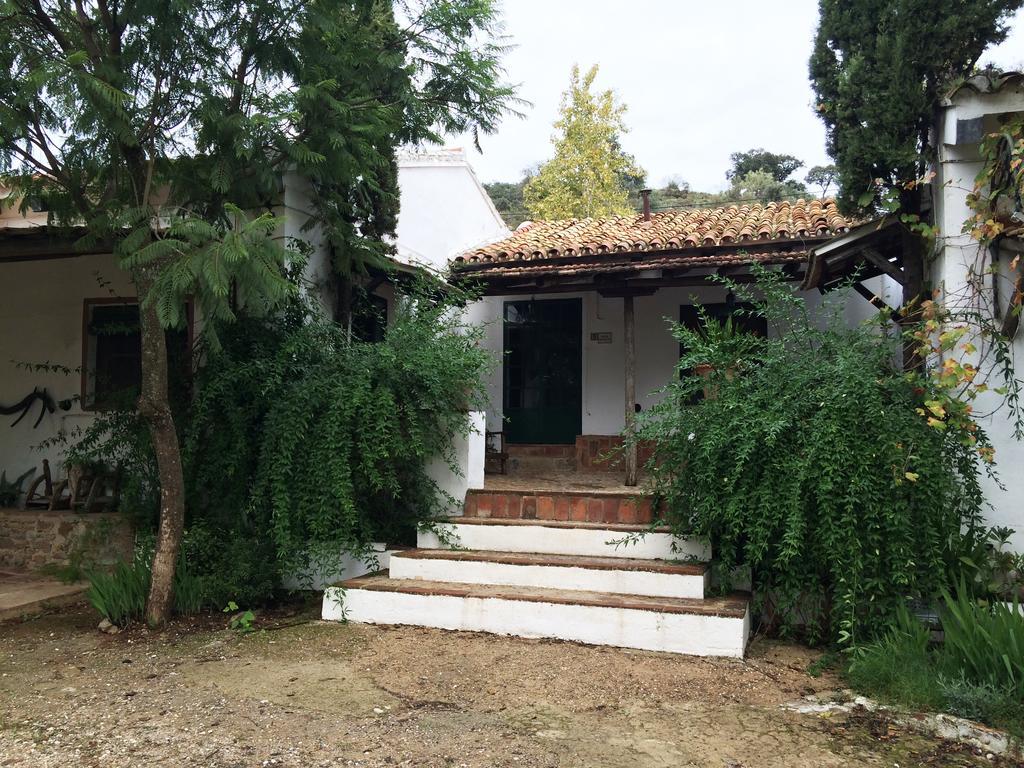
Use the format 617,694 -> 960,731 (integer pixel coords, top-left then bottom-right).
0,147 -> 501,569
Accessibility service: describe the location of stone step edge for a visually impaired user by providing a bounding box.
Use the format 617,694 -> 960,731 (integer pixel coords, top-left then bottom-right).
424,517 -> 672,533
467,487 -> 652,499
392,548 -> 707,576
334,574 -> 747,619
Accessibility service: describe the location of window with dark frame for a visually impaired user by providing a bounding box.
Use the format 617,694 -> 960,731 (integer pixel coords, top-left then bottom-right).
678,298 -> 766,401
351,292 -> 389,343
82,301 -> 191,410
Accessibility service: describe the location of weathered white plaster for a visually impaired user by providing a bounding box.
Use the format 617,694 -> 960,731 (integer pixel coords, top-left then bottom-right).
0,253 -> 135,481
322,584 -> 749,658
281,543 -> 394,590
417,521 -> 711,561
932,80 -> 1024,549
389,552 -> 709,599
424,411 -> 485,510
394,149 -> 509,275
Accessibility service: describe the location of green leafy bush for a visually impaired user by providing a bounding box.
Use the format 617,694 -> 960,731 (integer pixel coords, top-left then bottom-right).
86,558 -> 151,626
847,605 -> 945,712
638,268 -> 992,644
185,282 -> 489,585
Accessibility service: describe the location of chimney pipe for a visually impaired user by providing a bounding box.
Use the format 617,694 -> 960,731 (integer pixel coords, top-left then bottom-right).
640,189 -> 652,221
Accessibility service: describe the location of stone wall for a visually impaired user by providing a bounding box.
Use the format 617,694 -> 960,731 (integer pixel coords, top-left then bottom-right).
0,509 -> 134,572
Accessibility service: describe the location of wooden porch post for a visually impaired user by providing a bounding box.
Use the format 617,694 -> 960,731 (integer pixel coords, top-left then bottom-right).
623,294 -> 638,486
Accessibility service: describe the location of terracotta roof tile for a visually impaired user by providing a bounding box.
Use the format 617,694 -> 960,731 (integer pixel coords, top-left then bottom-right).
453,199 -> 854,274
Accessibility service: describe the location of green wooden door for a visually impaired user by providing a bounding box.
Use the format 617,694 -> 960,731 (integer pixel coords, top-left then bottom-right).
503,298 -> 582,444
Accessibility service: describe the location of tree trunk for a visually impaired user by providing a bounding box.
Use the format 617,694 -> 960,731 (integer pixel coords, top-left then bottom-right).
135,269 -> 187,627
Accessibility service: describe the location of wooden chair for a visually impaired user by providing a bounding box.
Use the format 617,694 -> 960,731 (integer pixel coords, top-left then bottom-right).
484,431 -> 509,475
23,459 -> 60,509
24,460 -> 121,512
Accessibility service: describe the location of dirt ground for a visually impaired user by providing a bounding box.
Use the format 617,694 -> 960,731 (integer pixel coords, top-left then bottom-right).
0,603 -> 1017,767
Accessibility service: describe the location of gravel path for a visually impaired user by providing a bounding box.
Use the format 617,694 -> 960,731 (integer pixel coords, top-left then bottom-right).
0,605 -> 1013,767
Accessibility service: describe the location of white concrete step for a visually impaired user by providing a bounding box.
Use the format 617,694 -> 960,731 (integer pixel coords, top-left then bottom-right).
417,518 -> 710,561
389,549 -> 709,599
323,575 -> 749,658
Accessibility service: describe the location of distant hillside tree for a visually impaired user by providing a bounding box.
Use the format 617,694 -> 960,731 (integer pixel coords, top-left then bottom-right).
727,170 -> 807,204
805,164 -> 838,198
727,149 -> 805,183
524,65 -> 645,220
485,171 -> 533,228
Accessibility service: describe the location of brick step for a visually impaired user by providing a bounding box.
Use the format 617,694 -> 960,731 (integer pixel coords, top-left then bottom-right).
390,548 -> 709,599
417,517 -> 711,561
465,488 -> 654,524
323,575 -> 749,657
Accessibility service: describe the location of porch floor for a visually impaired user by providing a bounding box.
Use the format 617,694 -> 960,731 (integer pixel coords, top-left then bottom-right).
0,569 -> 88,622
483,469 -> 651,496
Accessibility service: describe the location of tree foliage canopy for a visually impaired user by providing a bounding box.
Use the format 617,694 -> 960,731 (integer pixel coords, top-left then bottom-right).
0,0 -> 517,305
523,64 -> 645,220
809,0 -> 1021,215
726,148 -> 804,183
0,0 -> 516,623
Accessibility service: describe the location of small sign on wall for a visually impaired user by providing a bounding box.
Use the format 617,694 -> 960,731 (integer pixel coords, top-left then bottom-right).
590,332 -> 613,344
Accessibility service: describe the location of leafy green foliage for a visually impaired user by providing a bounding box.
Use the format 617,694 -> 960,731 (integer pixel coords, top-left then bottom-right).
185,282 -> 489,581
940,580 -> 1023,691
847,605 -> 945,711
809,0 -> 1021,215
637,269 -> 992,645
804,164 -> 838,198
725,170 -> 807,205
524,64 -> 645,220
726,149 -> 804,184
848,598 -> 1024,736
223,601 -> 257,633
86,547 -> 203,626
485,174 -> 534,229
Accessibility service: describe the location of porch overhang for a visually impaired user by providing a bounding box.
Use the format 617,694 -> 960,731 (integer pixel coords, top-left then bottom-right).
451,245 -> 816,296
0,225 -> 107,263
800,216 -> 909,293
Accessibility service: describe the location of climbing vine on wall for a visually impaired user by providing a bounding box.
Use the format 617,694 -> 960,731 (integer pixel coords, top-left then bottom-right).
184,281 -> 490,582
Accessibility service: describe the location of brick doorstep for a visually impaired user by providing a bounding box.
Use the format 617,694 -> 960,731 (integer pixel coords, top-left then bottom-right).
465,489 -> 654,525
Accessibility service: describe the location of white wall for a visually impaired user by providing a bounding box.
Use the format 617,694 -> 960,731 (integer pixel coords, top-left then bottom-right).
395,149 -> 509,273
933,83 -> 1024,549
0,253 -> 135,483
472,279 -> 895,440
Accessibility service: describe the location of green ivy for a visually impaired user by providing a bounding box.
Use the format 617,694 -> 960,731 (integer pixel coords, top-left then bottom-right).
637,268 -> 992,645
185,281 -> 489,584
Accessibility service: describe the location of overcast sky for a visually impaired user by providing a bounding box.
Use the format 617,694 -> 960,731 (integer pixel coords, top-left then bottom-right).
450,1 -> 1024,192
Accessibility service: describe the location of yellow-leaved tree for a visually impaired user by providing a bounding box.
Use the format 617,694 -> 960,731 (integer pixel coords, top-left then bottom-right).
524,64 -> 645,220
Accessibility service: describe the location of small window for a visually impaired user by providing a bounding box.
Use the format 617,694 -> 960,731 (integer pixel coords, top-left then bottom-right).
352,292 -> 388,343
82,301 -> 191,410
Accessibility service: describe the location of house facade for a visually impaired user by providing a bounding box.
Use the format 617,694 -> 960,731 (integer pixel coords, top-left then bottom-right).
454,199 -> 897,477
0,149 -> 500,568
